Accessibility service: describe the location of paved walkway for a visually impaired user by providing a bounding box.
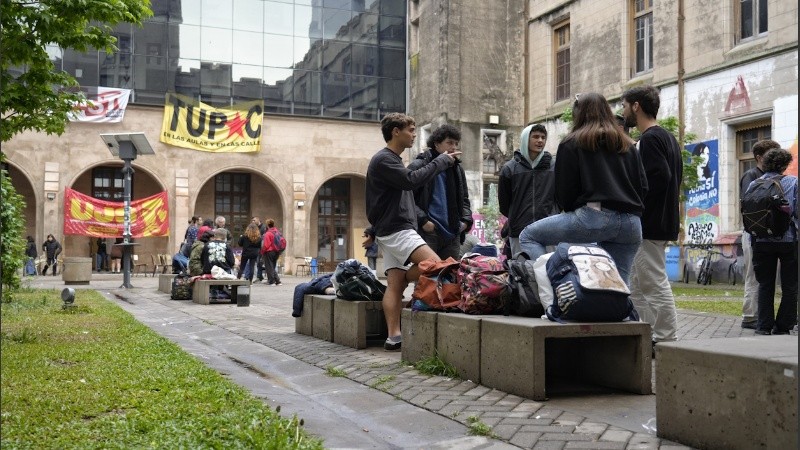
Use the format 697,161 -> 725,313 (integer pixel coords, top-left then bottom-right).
25,273 -> 768,449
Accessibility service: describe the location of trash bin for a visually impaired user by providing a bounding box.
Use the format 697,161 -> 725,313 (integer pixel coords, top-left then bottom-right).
62,257 -> 92,285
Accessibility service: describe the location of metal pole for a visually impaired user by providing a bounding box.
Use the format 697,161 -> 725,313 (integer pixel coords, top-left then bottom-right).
120,159 -> 134,289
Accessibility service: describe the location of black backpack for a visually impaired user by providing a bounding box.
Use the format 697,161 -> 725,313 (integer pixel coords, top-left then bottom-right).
505,259 -> 545,317
741,175 -> 792,239
170,273 -> 193,300
545,243 -> 638,322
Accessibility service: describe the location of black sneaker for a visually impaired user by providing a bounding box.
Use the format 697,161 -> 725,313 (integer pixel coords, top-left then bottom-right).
772,327 -> 789,335
741,320 -> 757,330
754,329 -> 772,335
384,336 -> 402,351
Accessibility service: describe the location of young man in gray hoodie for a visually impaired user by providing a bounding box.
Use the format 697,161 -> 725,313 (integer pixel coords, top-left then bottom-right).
498,123 -> 557,258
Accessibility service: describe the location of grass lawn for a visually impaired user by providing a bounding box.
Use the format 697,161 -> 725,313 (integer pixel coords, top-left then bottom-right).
1,288 -> 323,450
672,284 -> 781,317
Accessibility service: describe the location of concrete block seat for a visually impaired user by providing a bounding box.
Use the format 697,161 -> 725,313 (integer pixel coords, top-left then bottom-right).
158,273 -> 175,294
402,310 -> 652,401
656,336 -> 798,450
295,295 -> 387,349
192,279 -> 250,306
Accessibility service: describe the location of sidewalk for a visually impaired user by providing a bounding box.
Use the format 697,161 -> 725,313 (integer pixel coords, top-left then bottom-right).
24,273 -> 763,449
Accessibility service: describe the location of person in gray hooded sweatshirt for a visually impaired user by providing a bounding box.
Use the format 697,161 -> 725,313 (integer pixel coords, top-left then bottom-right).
498,123 -> 557,258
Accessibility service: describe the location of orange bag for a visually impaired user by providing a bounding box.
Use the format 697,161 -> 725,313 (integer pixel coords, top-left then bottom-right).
412,257 -> 461,310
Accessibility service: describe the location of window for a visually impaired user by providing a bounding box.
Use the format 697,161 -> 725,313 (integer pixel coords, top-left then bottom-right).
553,22 -> 570,102
215,172 -> 251,241
92,167 -> 126,201
737,0 -> 768,42
736,122 -> 771,196
633,0 -> 653,74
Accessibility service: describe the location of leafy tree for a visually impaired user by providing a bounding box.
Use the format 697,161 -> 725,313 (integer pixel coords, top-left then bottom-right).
0,1 -> 151,296
478,184 -> 502,246
1,157 -> 27,301
1,0 -> 152,142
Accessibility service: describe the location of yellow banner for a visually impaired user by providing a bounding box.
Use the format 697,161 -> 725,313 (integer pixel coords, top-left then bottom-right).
160,93 -> 262,152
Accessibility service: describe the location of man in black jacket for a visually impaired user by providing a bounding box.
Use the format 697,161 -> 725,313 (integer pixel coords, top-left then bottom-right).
41,233 -> 62,276
622,85 -> 683,348
408,124 -> 473,260
498,123 -> 557,257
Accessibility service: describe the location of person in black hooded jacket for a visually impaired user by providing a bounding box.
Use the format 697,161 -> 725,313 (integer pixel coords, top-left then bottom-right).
407,124 -> 473,260
498,123 -> 557,258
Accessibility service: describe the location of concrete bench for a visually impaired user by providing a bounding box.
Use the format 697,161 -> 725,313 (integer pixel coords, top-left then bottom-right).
402,310 -> 652,401
656,336 -> 798,450
158,273 -> 174,294
192,279 -> 250,306
295,295 -> 387,349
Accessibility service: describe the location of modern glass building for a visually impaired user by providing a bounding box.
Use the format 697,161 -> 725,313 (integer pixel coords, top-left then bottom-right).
6,0 -> 409,273
54,0 -> 407,120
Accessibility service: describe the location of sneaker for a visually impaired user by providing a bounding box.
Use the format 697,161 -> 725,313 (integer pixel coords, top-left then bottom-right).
741,319 -> 757,330
772,327 -> 789,335
275,282 -> 282,286
754,329 -> 771,335
384,336 -> 402,351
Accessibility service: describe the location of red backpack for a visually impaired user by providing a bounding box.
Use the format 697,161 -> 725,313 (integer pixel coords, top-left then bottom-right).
411,257 -> 461,310
457,254 -> 509,314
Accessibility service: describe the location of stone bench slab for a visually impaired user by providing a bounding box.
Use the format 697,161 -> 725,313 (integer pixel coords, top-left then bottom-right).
192,279 -> 250,306
158,273 -> 174,294
333,299 -> 387,349
656,336 -> 798,450
480,316 -> 652,401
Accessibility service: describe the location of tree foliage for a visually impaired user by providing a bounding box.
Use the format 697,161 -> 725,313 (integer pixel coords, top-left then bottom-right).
1,156 -> 27,301
0,0 -> 152,142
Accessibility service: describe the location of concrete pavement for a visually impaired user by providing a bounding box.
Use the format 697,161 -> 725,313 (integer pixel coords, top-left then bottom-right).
23,273 -> 768,449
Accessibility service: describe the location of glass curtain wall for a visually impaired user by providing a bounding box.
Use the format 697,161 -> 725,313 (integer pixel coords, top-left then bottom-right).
48,0 -> 407,120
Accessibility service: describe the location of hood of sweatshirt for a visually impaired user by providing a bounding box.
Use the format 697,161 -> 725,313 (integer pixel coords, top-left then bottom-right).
519,124 -> 546,168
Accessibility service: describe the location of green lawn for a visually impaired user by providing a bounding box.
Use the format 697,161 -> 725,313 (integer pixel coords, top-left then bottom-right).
1,289 -> 323,450
672,284 -> 780,316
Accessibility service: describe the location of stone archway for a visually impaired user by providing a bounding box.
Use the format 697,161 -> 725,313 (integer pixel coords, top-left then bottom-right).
4,163 -> 38,243
68,162 -> 167,270
308,174 -> 368,266
192,170 -> 284,248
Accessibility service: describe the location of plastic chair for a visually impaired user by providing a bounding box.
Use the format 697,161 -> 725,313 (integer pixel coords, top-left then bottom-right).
310,258 -> 318,277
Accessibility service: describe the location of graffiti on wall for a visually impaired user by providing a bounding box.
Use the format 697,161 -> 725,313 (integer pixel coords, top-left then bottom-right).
789,136 -> 798,176
725,75 -> 751,113
685,140 -> 720,244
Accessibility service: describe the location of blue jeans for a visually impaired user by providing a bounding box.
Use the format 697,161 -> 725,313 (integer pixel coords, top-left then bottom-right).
518,206 -> 642,283
24,257 -> 36,276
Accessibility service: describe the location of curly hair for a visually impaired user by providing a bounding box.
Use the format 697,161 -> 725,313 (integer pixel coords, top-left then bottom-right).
426,124 -> 461,150
762,148 -> 793,174
244,223 -> 261,243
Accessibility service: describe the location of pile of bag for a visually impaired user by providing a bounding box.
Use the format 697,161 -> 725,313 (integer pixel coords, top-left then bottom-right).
410,243 -> 638,322
332,259 -> 386,301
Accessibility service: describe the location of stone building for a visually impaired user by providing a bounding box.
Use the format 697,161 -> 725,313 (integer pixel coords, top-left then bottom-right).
524,0 -> 797,277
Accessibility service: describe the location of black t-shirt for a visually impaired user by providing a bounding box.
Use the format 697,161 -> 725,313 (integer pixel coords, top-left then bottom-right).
638,126 -> 683,240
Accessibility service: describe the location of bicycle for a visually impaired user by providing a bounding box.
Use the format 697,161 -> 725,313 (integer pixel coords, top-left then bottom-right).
692,244 -> 735,285
727,258 -> 740,285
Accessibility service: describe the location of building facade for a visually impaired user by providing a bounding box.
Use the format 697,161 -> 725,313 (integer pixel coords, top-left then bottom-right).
5,0 -> 409,273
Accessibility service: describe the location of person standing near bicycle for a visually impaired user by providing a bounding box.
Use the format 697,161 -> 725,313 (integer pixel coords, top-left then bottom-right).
739,139 -> 780,329
747,148 -> 798,335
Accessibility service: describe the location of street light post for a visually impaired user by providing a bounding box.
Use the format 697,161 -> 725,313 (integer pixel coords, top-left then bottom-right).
100,133 -> 155,289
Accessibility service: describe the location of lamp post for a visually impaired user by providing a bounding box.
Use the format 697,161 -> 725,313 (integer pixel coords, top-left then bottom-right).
99,133 -> 155,289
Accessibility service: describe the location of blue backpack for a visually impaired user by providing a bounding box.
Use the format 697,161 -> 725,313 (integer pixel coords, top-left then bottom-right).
545,243 -> 638,322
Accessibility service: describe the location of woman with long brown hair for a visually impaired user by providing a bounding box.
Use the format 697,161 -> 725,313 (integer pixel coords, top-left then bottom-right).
518,92 -> 648,282
237,223 -> 262,282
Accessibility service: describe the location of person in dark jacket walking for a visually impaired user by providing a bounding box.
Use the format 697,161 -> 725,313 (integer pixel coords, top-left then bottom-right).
41,234 -> 62,276
408,124 -> 473,260
25,236 -> 38,276
622,85 -> 683,347
498,123 -> 557,258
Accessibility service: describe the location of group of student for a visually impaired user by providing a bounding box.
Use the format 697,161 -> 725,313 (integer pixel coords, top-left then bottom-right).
364,84 -> 797,352
180,215 -> 284,286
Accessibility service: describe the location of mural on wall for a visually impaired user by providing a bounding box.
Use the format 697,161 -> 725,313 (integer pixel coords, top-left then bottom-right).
685,140 -> 720,245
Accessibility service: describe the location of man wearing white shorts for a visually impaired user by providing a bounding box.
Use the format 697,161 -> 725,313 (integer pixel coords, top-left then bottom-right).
365,113 -> 460,351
